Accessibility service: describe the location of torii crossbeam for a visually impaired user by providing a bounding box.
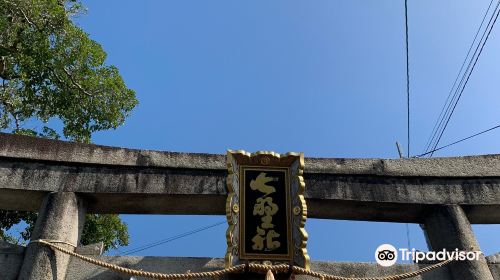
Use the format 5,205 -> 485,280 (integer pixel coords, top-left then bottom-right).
0,133 -> 498,279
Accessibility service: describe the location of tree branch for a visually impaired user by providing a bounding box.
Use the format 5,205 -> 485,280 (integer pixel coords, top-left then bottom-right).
0,56 -> 21,80
17,7 -> 35,27
0,97 -> 20,130
62,67 -> 92,97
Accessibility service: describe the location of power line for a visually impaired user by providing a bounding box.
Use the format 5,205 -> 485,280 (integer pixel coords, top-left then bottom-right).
405,0 -> 410,158
121,221 -> 225,256
405,223 -> 411,252
404,0 -> 412,252
426,1 -> 500,157
427,1 -> 499,155
429,3 -> 500,157
122,221 -> 225,255
414,124 -> 500,158
423,0 -> 499,155
426,0 -> 499,156
423,0 -> 496,155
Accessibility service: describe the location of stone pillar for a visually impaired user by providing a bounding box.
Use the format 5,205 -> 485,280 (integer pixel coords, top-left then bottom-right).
424,205 -> 494,280
18,192 -> 86,280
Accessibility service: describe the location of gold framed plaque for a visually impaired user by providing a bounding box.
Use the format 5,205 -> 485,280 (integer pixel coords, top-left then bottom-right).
225,150 -> 309,269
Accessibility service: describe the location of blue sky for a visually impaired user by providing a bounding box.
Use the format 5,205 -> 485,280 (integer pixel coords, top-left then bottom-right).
35,0 -> 500,262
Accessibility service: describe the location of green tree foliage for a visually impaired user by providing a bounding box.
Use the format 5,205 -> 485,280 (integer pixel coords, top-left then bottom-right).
0,0 -> 137,251
81,214 -> 129,252
0,211 -> 36,243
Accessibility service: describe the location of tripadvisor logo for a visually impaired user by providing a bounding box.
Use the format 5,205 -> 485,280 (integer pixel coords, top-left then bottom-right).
375,244 -> 483,267
375,244 -> 398,267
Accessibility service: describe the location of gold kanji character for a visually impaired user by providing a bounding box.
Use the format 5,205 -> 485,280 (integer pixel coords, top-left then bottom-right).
252,227 -> 266,250
250,172 -> 277,195
266,230 -> 280,250
253,197 -> 278,216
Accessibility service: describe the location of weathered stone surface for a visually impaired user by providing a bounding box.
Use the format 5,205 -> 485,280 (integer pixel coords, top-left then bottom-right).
424,205 -> 494,280
0,241 -> 25,280
487,254 -> 500,280
3,132 -> 500,177
18,192 -> 86,280
75,242 -> 104,256
491,265 -> 500,280
0,133 -> 499,279
0,240 -> 25,254
0,161 -> 498,222
488,253 -> 500,264
0,133 -> 500,223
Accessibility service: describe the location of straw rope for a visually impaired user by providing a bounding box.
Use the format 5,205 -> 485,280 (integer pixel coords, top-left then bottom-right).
34,239 -> 453,280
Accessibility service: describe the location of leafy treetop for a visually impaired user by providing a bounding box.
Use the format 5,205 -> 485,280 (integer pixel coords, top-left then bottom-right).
0,0 -> 137,142
0,0 -> 137,251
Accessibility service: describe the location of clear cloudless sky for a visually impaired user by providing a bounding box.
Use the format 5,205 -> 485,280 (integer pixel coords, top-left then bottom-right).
50,0 -> 500,262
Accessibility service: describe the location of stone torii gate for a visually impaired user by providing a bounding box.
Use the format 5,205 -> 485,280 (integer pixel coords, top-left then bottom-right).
0,133 -> 498,279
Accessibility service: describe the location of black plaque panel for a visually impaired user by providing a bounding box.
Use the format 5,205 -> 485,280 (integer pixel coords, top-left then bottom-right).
240,167 -> 291,260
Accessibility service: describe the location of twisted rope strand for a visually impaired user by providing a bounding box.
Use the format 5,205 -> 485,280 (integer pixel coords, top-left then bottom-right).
35,239 -> 453,280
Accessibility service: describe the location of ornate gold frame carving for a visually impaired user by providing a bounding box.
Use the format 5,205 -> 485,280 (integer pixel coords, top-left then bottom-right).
225,150 -> 310,269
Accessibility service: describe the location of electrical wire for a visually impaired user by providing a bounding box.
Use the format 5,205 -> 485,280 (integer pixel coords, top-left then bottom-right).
120,221 -> 225,256
414,124 -> 500,158
423,0 -> 496,155
405,0 -> 411,158
429,3 -> 500,156
424,0 -> 500,156
427,1 -> 499,156
426,1 -> 499,155
403,0 -> 412,252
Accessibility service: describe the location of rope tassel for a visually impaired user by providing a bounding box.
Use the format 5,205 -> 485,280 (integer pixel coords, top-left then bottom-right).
266,269 -> 275,280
